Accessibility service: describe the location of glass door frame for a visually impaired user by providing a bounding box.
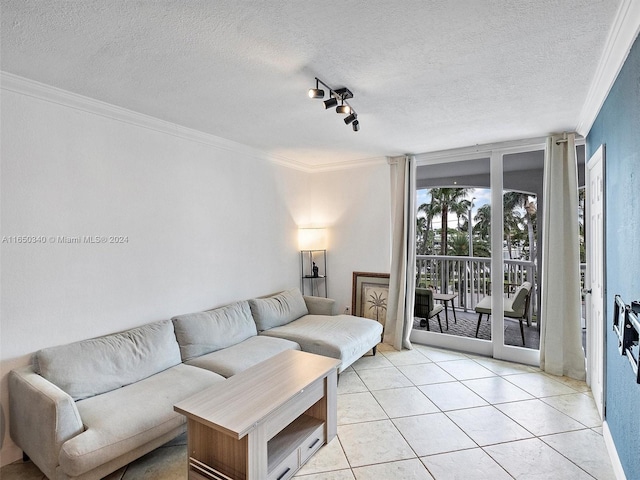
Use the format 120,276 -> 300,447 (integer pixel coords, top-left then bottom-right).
410,138 -> 546,366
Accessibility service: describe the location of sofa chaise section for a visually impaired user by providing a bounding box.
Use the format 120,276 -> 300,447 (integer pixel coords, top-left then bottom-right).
9,320 -> 224,480
250,289 -> 383,373
171,299 -> 299,377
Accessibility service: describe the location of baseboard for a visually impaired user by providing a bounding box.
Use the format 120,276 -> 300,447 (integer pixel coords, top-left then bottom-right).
603,421 -> 627,480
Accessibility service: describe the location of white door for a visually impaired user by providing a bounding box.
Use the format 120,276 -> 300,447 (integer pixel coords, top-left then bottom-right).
586,145 -> 605,418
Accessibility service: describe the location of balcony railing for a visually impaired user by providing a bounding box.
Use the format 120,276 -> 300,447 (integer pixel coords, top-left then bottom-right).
416,255 -> 537,320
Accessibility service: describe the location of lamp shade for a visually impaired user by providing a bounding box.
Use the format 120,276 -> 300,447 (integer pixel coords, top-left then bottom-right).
298,228 -> 327,251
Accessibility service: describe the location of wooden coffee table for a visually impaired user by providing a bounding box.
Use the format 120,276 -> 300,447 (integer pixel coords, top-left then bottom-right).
174,350 -> 340,480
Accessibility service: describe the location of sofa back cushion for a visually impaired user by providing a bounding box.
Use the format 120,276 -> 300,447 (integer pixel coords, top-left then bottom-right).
33,320 -> 181,401
249,288 -> 309,331
172,300 -> 257,361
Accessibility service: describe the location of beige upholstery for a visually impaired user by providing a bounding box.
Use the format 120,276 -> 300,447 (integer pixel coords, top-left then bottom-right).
260,314 -> 383,373
474,281 -> 533,345
414,288 -> 445,332
9,288 -> 377,479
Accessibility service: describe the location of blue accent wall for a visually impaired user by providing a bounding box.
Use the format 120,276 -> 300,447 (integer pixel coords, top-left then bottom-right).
587,32 -> 640,480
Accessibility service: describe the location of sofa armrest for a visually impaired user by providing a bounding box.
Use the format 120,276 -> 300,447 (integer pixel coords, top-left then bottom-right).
303,296 -> 335,316
9,365 -> 84,479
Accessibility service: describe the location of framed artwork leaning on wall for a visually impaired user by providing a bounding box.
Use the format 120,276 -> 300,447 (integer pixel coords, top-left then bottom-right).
352,271 -> 390,327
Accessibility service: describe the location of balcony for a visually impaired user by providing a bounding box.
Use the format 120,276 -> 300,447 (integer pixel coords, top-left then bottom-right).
415,255 -> 539,348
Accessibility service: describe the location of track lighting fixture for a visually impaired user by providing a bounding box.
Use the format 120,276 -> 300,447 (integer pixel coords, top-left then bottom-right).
308,76 -> 360,131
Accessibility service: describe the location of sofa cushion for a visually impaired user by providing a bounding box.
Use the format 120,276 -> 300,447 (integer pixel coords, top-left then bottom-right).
186,335 -> 300,377
172,301 -> 257,361
260,314 -> 382,372
33,320 -> 182,401
249,288 -> 309,331
59,364 -> 224,477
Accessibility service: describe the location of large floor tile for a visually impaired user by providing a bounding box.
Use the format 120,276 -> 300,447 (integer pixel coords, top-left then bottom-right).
541,429 -> 616,480
484,438 -> 594,479
462,376 -> 533,404
382,348 -> 432,366
337,420 -> 415,467
446,406 -> 533,446
420,448 -> 512,480
393,413 -> 476,456
337,391 -> 388,425
372,386 -> 439,418
540,392 -> 602,428
338,370 -> 368,395
121,445 -> 186,480
435,359 -> 497,381
542,373 -> 591,392
397,363 -> 456,385
295,437 -> 351,476
504,372 -> 578,397
353,458 -> 434,479
294,469 -> 355,479
355,366 -> 412,391
419,381 -> 488,411
413,345 -> 469,362
472,356 -> 539,376
351,354 -> 393,371
0,461 -> 47,480
495,399 -> 586,436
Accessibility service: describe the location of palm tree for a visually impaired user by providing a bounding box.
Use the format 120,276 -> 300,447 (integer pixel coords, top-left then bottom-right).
449,232 -> 469,256
473,204 -> 492,241
429,188 -> 471,255
504,191 -> 537,260
451,198 -> 472,230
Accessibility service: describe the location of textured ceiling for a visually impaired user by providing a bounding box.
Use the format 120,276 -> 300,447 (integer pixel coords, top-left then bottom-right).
0,1 -> 622,168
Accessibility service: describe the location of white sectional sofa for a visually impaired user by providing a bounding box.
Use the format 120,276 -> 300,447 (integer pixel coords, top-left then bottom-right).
9,288 -> 382,480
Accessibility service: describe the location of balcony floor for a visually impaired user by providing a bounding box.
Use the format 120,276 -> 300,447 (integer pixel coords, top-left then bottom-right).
413,307 -> 541,350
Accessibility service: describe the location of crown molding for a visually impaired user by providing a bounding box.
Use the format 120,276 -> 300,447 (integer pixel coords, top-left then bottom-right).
576,0 -> 640,136
304,155 -> 388,172
0,72 -> 318,172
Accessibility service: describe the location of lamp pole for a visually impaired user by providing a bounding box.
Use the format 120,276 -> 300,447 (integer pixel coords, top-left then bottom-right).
468,197 -> 475,258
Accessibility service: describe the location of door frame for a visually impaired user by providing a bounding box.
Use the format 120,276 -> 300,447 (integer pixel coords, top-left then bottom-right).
585,144 -> 606,418
410,138 -> 546,366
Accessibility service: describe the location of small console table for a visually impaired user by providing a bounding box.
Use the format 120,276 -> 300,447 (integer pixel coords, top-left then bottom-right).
174,350 -> 340,480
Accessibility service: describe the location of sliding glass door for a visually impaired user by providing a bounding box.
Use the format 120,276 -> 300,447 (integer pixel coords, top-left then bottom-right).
411,142 -> 544,366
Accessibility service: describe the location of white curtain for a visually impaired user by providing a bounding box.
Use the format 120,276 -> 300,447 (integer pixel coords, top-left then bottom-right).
384,155 -> 417,350
539,133 -> 585,380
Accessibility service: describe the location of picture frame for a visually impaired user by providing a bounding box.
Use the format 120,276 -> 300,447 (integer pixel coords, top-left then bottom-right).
352,272 -> 390,326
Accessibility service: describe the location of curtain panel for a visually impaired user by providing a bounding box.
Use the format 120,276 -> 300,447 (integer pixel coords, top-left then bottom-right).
384,155 -> 417,350
539,133 -> 586,380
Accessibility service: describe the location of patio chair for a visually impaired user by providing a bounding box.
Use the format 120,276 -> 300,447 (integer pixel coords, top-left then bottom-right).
414,288 -> 445,332
474,281 -> 532,346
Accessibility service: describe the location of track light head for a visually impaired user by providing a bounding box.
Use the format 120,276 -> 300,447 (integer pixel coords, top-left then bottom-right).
308,78 -> 324,98
336,103 -> 351,114
352,120 -> 360,132
344,113 -> 357,125
323,97 -> 338,109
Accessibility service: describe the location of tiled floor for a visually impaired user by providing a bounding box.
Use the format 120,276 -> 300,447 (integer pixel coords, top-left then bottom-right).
2,344 -> 615,479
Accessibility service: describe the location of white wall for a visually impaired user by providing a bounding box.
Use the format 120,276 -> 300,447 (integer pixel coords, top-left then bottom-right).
0,83 -> 392,465
304,165 -> 391,314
